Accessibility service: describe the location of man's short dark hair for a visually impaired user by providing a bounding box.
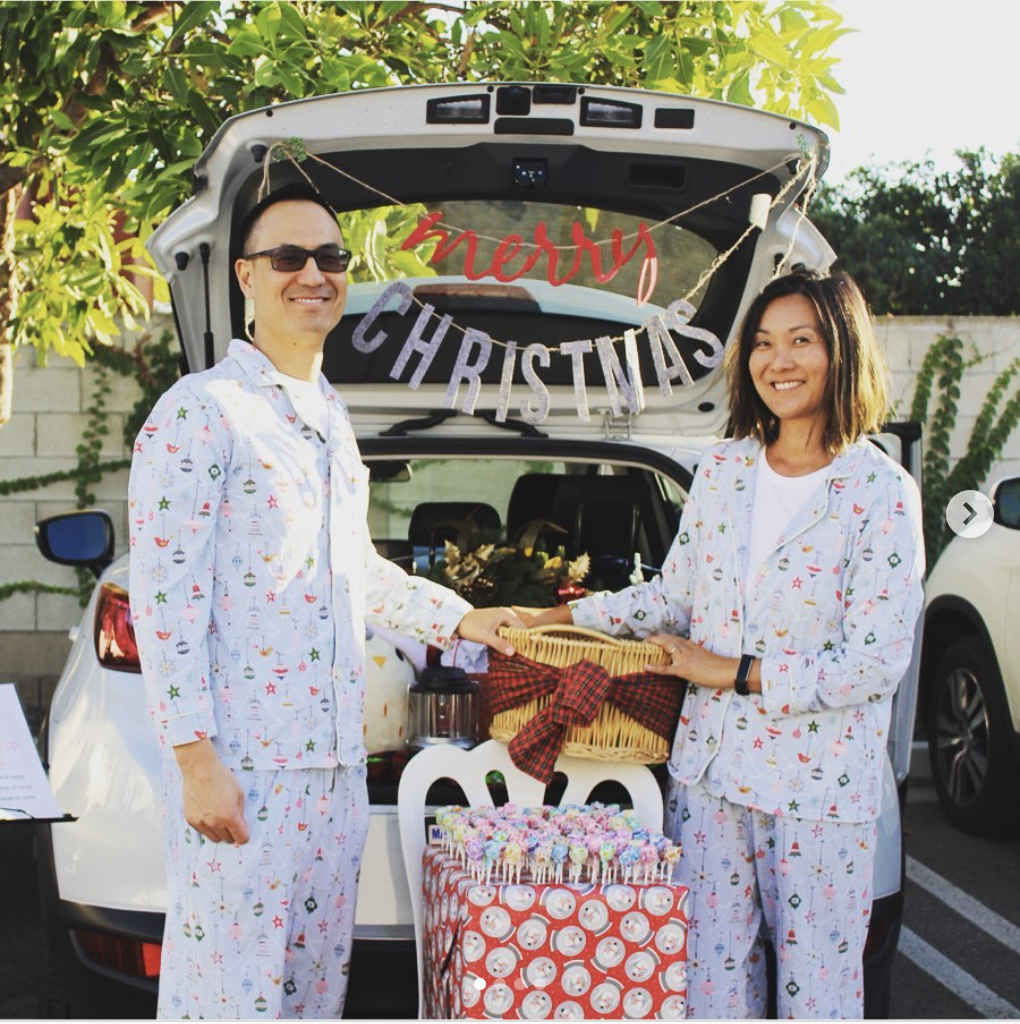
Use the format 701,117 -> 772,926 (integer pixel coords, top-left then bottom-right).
240,183 -> 339,252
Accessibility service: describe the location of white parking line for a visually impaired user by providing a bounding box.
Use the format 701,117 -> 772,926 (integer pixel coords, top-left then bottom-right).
907,856 -> 1020,954
899,927 -> 1020,1019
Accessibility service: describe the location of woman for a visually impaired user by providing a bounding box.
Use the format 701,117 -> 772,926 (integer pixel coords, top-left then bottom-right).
524,269 -> 924,1018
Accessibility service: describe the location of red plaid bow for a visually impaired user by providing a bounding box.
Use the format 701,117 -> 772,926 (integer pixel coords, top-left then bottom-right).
486,650 -> 684,784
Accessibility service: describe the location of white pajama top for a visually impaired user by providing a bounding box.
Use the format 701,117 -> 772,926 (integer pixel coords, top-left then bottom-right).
572,435 -> 925,823
128,338 -> 471,770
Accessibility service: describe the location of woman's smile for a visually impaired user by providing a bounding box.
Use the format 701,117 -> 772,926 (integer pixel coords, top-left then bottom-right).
749,293 -> 830,426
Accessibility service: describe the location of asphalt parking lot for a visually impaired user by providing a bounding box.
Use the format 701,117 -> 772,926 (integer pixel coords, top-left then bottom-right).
0,824 -> 39,1019
2,774 -> 1018,1020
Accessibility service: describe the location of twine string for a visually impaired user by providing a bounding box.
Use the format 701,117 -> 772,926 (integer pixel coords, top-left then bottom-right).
254,139 -> 818,351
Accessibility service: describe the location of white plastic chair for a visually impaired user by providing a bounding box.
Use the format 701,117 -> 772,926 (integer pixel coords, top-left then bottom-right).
397,739 -> 664,1018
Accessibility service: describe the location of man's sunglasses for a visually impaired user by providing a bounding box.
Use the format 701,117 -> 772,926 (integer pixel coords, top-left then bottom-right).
242,245 -> 352,273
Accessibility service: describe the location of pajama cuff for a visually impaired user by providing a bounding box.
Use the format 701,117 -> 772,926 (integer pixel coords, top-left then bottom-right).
165,711 -> 219,748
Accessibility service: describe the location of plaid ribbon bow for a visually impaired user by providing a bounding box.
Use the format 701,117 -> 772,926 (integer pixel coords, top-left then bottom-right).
486,650 -> 684,784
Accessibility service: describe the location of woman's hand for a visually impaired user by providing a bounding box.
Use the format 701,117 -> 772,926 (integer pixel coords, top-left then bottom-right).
645,633 -> 736,689
455,607 -> 528,657
511,605 -> 574,629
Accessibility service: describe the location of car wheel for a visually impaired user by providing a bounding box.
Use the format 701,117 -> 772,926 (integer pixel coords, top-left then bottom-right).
925,636 -> 1019,836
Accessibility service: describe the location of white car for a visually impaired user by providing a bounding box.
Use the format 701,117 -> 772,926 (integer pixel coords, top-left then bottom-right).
34,82 -> 922,1018
921,475 -> 1020,835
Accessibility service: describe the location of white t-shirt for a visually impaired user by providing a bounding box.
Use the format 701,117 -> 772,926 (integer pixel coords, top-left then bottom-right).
281,375 -> 330,441
744,449 -> 830,589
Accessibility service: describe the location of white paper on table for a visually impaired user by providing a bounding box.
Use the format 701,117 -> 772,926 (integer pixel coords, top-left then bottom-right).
0,683 -> 66,821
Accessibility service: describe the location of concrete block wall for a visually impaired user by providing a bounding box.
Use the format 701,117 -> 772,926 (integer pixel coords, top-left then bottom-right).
0,335 -> 141,687
877,316 -> 1020,486
0,315 -> 1017,683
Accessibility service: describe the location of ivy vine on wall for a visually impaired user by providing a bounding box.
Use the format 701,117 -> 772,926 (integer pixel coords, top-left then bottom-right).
0,329 -> 180,606
910,334 -> 1020,569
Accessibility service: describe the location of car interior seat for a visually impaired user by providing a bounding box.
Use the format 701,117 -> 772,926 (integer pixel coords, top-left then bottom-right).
407,501 -> 502,566
506,471 -> 653,565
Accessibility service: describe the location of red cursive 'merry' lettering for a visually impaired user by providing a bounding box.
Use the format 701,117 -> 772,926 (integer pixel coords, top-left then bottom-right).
400,213 -> 658,303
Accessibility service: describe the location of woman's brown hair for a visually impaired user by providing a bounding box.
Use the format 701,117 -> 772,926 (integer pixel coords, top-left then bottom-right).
725,268 -> 889,453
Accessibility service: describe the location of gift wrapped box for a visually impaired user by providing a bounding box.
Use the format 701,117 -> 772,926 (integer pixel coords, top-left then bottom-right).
422,845 -> 689,1020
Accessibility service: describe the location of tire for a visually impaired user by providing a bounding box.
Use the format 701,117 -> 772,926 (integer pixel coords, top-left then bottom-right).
925,635 -> 1020,837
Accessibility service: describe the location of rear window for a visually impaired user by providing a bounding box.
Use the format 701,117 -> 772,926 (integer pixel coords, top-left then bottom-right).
325,198 -> 726,391
367,456 -> 685,604
230,142 -> 776,389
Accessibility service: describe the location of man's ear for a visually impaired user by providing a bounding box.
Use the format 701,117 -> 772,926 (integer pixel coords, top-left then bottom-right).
235,257 -> 255,299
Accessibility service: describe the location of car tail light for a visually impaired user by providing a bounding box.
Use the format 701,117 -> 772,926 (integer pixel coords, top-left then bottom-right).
73,928 -> 161,978
94,582 -> 142,673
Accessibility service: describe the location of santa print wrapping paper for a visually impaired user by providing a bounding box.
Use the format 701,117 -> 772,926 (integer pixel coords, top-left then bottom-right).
422,845 -> 689,1020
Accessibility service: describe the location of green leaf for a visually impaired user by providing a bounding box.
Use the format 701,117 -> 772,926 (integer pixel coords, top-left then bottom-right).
227,29 -> 265,59
277,2 -> 308,39
163,65 -> 191,104
276,66 -> 305,98
779,8 -> 811,35
642,33 -> 673,82
676,45 -> 694,87
749,28 -> 791,67
388,249 -> 437,277
255,5 -> 282,45
50,109 -> 75,131
817,70 -> 845,94
805,90 -> 839,129
726,71 -> 754,107
167,1 -> 218,46
799,24 -> 855,58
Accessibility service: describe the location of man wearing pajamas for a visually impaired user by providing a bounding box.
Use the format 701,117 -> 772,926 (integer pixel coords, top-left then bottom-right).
129,184 -> 521,1019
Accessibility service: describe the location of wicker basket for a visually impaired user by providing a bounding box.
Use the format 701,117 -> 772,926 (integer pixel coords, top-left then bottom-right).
489,625 -> 675,764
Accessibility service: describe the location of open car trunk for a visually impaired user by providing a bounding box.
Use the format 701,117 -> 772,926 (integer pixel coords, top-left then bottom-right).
147,82 -> 833,440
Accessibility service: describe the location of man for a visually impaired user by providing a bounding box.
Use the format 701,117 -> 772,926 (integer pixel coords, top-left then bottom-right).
129,183 -> 522,1019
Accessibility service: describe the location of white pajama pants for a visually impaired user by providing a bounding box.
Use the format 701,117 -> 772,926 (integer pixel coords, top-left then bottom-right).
665,778 -> 877,1020
157,761 -> 369,1020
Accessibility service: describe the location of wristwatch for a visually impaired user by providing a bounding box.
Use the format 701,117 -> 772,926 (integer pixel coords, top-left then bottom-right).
734,654 -> 755,696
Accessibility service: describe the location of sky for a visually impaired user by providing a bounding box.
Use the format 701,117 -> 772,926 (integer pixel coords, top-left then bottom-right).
822,0 -> 1020,182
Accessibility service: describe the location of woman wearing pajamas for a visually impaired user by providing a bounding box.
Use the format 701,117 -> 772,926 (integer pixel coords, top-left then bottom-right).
527,269 -> 924,1018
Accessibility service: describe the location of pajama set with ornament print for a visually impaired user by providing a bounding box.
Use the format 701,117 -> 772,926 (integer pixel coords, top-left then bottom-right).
572,435 -> 924,1019
129,340 -> 471,1019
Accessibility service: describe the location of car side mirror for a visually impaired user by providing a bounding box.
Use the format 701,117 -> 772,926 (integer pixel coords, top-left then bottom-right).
992,476 -> 1020,530
35,509 -> 115,577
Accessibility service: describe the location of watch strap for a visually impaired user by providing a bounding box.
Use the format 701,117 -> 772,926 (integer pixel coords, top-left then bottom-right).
734,653 -> 754,696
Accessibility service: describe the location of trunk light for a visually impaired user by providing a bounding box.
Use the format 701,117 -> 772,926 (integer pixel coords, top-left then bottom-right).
94,582 -> 142,673
74,928 -> 161,978
580,97 -> 642,129
426,94 -> 490,125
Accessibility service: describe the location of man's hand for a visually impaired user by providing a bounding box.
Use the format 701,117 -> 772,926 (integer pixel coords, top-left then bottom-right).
173,739 -> 250,845
512,605 -> 574,629
455,607 -> 528,657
